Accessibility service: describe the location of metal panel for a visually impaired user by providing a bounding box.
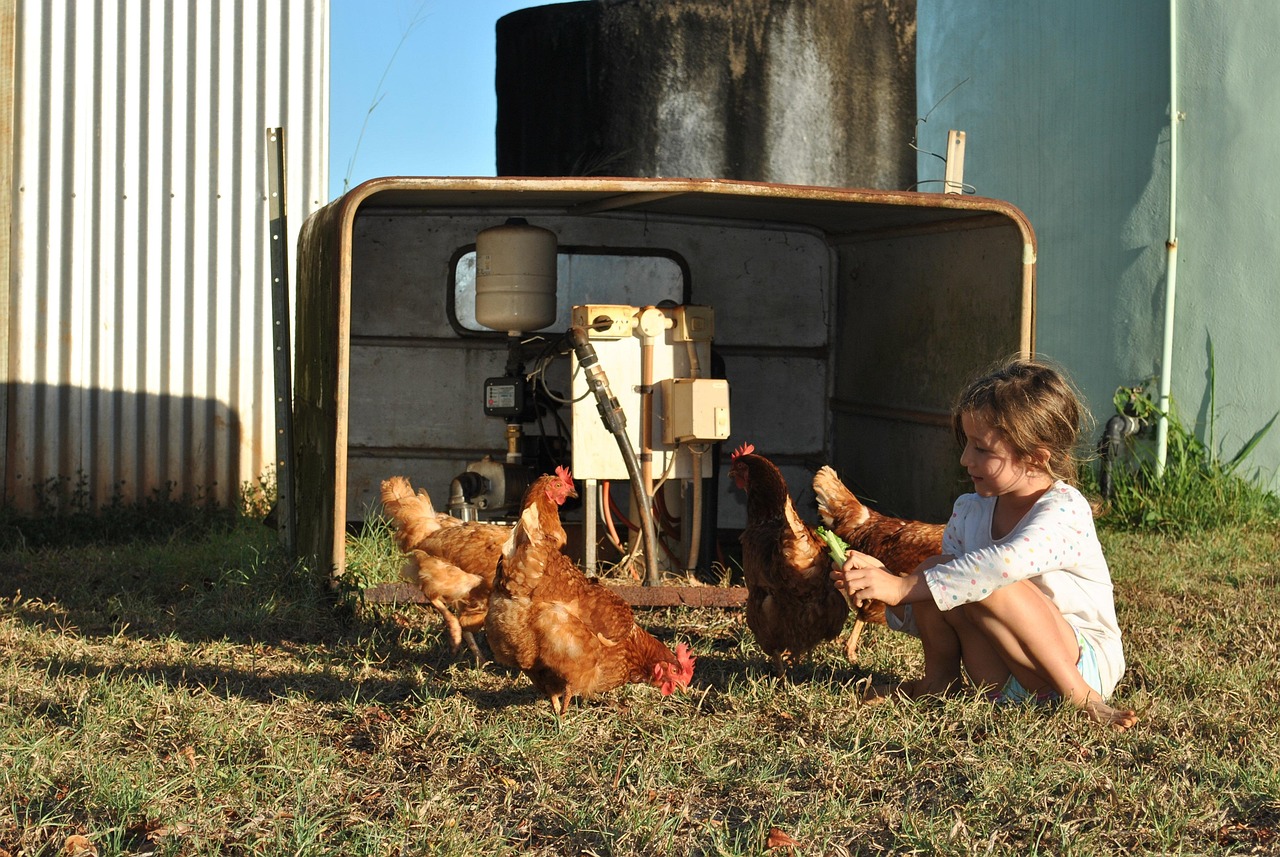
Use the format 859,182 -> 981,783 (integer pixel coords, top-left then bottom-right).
831,217 -> 1034,521
3,0 -> 328,512
295,178 -> 1034,577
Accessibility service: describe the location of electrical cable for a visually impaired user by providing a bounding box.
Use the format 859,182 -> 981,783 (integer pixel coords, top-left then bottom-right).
605,486 -> 681,567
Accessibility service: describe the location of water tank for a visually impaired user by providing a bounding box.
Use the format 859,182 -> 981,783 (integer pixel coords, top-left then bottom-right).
495,0 -> 916,189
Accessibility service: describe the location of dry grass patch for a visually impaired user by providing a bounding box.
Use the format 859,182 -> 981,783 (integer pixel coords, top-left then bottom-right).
0,521 -> 1277,855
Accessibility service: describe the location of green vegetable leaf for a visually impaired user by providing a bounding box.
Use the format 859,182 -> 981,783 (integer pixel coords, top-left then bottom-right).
815,526 -> 850,565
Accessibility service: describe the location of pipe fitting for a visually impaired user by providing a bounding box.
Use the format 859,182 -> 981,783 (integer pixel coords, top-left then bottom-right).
1099,413 -> 1145,499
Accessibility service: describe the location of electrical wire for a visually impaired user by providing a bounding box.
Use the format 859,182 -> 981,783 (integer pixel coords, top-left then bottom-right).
604,483 -> 681,566
599,480 -> 627,552
906,77 -> 973,194
906,178 -> 977,195
528,341 -> 591,406
599,480 -> 640,580
653,486 -> 682,541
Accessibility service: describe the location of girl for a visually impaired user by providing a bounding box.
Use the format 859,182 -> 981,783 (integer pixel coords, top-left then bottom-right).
833,358 -> 1138,730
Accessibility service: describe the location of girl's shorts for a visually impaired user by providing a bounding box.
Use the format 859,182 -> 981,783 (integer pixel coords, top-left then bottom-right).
995,631 -> 1103,705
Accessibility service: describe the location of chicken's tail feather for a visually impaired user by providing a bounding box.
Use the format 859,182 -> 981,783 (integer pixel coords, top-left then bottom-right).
380,476 -> 450,547
812,465 -> 869,529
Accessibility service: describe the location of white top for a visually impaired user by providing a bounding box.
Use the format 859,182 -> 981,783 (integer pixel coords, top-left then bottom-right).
924,481 -> 1125,698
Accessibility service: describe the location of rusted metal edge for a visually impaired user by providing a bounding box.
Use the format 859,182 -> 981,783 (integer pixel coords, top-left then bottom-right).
362,582 -> 747,609
604,584 -> 748,608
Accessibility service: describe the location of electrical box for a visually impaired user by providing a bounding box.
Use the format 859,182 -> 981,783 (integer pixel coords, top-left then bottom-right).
570,304 -> 716,481
571,304 -> 637,339
483,376 -> 527,418
669,305 -> 715,342
661,378 -> 730,444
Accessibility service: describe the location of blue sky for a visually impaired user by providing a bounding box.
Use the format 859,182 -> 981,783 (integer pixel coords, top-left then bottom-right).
328,0 -> 561,201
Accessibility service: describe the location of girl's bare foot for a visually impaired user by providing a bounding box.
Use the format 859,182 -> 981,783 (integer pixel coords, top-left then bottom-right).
1082,698 -> 1139,731
862,676 -> 959,704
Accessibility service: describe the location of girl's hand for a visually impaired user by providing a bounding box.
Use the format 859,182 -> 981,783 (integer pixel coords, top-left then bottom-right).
830,549 -> 908,607
831,551 -> 953,608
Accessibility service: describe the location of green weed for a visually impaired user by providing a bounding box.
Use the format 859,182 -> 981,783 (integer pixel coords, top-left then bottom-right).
1093,347 -> 1280,533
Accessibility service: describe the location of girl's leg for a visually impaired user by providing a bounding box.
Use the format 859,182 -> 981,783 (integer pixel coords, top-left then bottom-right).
908,598 -> 965,696
964,580 -> 1138,729
936,598 -> 1014,693
863,602 -> 963,701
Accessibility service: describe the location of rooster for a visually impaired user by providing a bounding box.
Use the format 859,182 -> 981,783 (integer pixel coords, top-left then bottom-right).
728,443 -> 850,676
485,468 -> 696,715
811,465 -> 945,661
380,470 -> 576,664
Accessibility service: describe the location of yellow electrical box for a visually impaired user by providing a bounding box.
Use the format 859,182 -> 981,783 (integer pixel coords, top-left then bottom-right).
669,305 -> 715,342
571,304 -> 637,339
660,378 -> 731,445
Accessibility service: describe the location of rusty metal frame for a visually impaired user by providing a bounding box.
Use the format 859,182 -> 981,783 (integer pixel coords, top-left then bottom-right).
294,176 -> 1036,607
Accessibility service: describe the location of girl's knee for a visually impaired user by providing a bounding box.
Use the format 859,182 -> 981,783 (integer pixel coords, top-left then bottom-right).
961,579 -> 1049,621
938,600 -> 981,631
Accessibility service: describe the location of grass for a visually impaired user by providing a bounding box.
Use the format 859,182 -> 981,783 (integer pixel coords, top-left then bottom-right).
3,401 -> 1279,856
1,507 -> 1278,856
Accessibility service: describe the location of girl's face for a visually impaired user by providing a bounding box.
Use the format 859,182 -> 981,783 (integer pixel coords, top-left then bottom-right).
958,411 -> 1050,498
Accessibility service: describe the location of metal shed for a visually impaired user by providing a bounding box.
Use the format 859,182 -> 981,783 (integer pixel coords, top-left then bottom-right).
294,176 -> 1035,580
1,0 -> 328,514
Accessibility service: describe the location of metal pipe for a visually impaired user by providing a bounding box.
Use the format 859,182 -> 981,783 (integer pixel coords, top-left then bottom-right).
447,473 -> 485,521
1156,0 -> 1181,477
639,336 -> 655,504
584,477 -> 598,576
636,306 -> 672,532
682,339 -> 705,575
685,448 -> 704,574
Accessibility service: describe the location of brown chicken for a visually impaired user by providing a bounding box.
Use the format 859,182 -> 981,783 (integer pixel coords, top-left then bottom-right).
380,470 -> 576,663
728,443 -> 850,676
485,468 -> 696,715
811,464 -> 946,661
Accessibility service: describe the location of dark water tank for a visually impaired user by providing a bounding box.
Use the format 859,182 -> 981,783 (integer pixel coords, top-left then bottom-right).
496,0 -> 917,190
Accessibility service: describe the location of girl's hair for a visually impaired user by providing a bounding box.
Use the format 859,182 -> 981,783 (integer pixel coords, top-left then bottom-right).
952,357 -> 1090,485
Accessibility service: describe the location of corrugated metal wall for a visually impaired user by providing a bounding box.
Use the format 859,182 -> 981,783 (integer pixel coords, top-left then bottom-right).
3,0 -> 328,512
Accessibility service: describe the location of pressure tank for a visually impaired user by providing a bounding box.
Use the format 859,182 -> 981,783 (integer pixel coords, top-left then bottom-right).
474,219 -> 558,335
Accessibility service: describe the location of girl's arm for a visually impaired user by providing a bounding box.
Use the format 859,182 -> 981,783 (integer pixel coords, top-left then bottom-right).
832,551 -> 954,607
925,487 -> 1091,608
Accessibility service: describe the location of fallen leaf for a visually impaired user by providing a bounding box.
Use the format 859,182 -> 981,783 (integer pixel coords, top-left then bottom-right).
126,818 -> 176,843
62,835 -> 97,857
766,827 -> 802,849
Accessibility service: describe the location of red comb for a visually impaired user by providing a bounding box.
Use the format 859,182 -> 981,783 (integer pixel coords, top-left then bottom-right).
675,642 -> 696,680
731,443 -> 755,460
555,465 -> 572,485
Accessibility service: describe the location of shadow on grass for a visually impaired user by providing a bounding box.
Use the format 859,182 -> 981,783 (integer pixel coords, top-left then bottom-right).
18,654 -> 425,712
0,521 -> 890,719
0,526 -> 346,643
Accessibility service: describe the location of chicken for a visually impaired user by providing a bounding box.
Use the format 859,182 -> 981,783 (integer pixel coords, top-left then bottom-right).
728,443 -> 850,676
485,468 -> 696,715
378,477 -> 467,556
811,464 -> 945,661
380,470 -> 575,664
